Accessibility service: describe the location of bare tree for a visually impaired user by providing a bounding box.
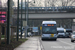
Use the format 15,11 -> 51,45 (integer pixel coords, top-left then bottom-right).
59,0 -> 75,6
4,3 -> 7,7
29,0 -> 36,7
69,0 -> 75,6
29,0 -> 44,7
47,0 -> 75,7
19,0 -> 75,7
46,0 -> 57,7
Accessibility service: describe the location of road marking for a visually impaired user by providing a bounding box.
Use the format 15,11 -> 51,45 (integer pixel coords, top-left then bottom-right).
59,40 -> 75,46
51,46 -> 75,49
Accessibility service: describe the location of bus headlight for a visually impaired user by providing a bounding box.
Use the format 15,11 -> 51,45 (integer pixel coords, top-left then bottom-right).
54,34 -> 57,37
42,35 -> 44,37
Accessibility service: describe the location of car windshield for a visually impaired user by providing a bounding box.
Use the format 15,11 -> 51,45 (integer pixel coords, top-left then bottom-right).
58,31 -> 64,33
73,32 -> 75,34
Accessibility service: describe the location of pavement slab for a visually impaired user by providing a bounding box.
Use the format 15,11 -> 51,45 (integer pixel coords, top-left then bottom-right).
14,37 -> 41,50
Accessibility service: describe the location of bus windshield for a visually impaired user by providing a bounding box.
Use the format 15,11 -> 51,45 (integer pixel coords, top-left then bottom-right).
42,26 -> 57,34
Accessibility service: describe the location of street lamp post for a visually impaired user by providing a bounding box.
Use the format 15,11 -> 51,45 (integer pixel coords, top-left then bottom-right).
25,0 -> 26,21
25,0 -> 27,38
21,0 -> 23,39
25,0 -> 35,37
25,0 -> 29,37
17,0 -> 19,41
7,0 -> 10,44
25,0 -> 28,37
27,0 -> 29,26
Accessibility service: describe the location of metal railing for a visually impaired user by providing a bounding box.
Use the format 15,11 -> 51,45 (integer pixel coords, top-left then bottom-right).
0,6 -> 75,12
13,6 -> 75,12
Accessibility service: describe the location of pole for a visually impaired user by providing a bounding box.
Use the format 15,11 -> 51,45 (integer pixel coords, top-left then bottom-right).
25,0 -> 26,20
27,0 -> 29,25
25,0 -> 27,37
71,19 -> 73,29
17,0 -> 19,41
26,0 -> 29,36
21,0 -> 23,39
7,0 -> 10,44
25,0 -> 26,38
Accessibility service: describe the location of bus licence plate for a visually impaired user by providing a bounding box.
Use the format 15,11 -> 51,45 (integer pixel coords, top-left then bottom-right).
51,34 -> 54,37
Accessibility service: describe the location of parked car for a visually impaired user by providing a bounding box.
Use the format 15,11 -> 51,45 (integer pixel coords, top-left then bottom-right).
65,32 -> 70,38
71,31 -> 75,42
65,29 -> 72,38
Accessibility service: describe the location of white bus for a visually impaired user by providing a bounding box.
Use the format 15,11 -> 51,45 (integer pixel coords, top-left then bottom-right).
41,21 -> 57,40
57,27 -> 65,38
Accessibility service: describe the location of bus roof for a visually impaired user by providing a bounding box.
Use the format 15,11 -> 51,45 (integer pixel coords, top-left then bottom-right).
42,21 -> 56,24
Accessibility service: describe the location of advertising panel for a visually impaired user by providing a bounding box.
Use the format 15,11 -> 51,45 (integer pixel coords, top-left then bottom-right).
32,27 -> 38,32
0,11 -> 7,23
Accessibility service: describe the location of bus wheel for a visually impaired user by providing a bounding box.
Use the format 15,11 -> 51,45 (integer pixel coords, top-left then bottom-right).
71,40 -> 74,42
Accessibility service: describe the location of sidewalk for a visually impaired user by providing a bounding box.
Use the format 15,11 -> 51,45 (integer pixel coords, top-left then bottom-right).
14,37 -> 41,50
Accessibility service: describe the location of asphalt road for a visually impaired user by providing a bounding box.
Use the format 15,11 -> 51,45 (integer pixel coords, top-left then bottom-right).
40,38 -> 75,50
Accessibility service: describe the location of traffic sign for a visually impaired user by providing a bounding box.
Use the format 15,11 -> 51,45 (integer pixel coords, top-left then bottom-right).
32,27 -> 38,32
40,26 -> 42,30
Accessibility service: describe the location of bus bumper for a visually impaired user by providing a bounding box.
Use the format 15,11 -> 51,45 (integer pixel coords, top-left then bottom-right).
42,37 -> 57,40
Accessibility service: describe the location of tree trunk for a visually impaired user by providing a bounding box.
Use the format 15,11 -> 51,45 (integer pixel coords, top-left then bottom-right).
4,26 -> 6,44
